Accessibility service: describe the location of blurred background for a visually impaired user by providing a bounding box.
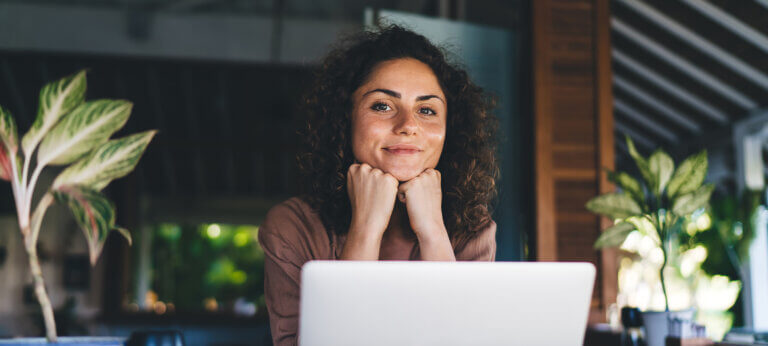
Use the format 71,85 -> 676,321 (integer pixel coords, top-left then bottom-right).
1,0 -> 768,344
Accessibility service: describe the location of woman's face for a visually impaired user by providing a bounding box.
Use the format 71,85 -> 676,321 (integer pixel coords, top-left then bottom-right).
350,58 -> 447,182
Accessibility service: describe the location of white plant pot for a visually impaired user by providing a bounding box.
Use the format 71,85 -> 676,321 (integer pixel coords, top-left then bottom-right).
641,309 -> 696,346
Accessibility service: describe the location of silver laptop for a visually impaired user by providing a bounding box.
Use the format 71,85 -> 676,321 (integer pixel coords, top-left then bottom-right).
298,261 -> 595,346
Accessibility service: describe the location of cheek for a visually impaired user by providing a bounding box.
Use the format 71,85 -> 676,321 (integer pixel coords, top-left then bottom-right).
426,124 -> 447,154
351,118 -> 383,158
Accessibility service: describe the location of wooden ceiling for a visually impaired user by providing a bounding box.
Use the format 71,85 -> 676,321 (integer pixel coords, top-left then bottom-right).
611,0 -> 768,177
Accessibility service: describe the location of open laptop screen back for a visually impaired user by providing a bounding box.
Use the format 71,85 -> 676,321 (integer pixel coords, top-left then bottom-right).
298,261 -> 595,346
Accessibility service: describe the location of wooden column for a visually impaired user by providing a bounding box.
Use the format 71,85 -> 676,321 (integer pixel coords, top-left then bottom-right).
532,0 -> 616,322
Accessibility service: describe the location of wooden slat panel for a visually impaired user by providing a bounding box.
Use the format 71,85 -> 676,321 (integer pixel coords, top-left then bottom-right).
534,0 -> 615,323
595,0 -> 618,318
553,149 -> 596,171
534,0 -> 558,261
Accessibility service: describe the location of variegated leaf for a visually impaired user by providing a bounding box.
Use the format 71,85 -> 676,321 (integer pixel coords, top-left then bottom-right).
594,221 -> 636,249
53,185 -> 130,265
667,150 -> 707,199
649,150 -> 674,196
37,100 -> 131,166
53,131 -> 156,190
671,183 -> 715,217
0,144 -> 14,182
586,192 -> 643,219
22,70 -> 86,156
607,170 -> 645,207
0,105 -> 19,182
626,135 -> 655,191
0,104 -> 18,154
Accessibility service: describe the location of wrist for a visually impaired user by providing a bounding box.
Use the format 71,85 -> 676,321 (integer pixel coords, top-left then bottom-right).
349,217 -> 387,237
414,220 -> 449,243
341,225 -> 383,261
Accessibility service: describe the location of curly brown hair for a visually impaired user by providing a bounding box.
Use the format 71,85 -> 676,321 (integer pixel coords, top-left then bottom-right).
297,24 -> 499,249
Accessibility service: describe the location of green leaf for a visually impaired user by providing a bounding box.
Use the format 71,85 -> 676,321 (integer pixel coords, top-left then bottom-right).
671,183 -> 715,217
649,150 -> 675,196
53,185 -> 130,265
626,135 -> 655,191
37,100 -> 131,166
594,221 -> 636,248
53,130 -> 156,191
586,193 -> 643,219
22,70 -> 87,156
0,104 -> 18,154
667,150 -> 707,199
607,170 -> 645,207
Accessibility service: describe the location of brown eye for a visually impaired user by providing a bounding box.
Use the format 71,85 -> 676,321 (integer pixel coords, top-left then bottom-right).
371,102 -> 392,112
419,107 -> 436,116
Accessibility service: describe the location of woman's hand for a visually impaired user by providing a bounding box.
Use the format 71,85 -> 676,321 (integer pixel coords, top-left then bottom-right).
346,162 -> 399,237
397,168 -> 446,241
398,168 -> 455,261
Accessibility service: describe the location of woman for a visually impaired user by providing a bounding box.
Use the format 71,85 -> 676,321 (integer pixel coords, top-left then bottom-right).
258,25 -> 499,346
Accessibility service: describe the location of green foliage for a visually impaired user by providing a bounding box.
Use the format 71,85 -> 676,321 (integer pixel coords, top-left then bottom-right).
606,170 -> 645,208
53,186 -> 130,265
0,105 -> 18,181
0,69 -> 155,264
649,150 -> 675,196
141,223 -> 266,312
0,69 -> 155,341
587,135 -> 712,249
586,193 -> 642,219
587,136 -> 713,312
667,150 -> 708,199
22,70 -> 86,157
594,222 -> 636,248
53,131 -> 157,191
672,184 -> 716,216
38,100 -> 131,166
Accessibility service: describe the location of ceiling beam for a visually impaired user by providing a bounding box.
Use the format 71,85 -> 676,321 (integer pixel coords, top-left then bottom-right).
613,75 -> 702,133
614,98 -> 679,142
682,0 -> 768,55
612,17 -> 758,109
615,120 -> 657,149
755,0 -> 768,11
617,0 -> 768,94
613,49 -> 729,124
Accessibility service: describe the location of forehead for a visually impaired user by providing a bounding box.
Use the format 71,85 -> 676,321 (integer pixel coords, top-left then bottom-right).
358,58 -> 444,97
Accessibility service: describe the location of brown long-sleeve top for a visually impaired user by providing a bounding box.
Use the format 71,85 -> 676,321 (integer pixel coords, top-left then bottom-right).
257,196 -> 497,346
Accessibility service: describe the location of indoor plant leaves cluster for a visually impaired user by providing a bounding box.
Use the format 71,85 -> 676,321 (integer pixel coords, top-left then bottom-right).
0,70 -> 155,341
586,136 -> 713,312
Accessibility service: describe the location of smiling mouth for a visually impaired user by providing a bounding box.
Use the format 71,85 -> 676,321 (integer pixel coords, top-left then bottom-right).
383,148 -> 421,155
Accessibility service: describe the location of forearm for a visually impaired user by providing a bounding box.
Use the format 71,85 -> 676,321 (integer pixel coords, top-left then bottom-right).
339,224 -> 383,260
417,224 -> 456,261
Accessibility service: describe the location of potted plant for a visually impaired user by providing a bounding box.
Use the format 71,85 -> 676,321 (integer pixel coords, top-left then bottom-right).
586,136 -> 712,346
0,70 -> 155,344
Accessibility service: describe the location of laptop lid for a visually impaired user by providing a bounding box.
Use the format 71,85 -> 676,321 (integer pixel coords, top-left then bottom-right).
298,261 -> 595,346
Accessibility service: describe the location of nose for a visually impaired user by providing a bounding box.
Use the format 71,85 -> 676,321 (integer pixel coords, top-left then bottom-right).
393,111 -> 419,136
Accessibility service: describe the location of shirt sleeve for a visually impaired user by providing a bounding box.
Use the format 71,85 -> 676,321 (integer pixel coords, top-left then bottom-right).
258,203 -> 306,346
454,220 -> 497,261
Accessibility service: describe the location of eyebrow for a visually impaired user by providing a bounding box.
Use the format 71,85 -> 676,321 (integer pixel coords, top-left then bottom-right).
362,88 -> 445,104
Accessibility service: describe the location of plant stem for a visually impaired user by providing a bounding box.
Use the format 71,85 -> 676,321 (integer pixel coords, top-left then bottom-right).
655,211 -> 671,312
25,163 -> 44,217
660,245 -> 670,312
20,153 -> 30,212
24,230 -> 57,342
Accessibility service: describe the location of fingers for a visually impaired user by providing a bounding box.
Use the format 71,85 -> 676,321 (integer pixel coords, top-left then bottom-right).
396,168 -> 441,203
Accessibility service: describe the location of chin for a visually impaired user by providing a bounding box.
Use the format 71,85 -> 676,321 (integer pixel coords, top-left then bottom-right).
385,168 -> 422,182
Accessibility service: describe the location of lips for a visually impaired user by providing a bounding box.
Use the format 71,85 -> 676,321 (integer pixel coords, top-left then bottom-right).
383,144 -> 422,154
